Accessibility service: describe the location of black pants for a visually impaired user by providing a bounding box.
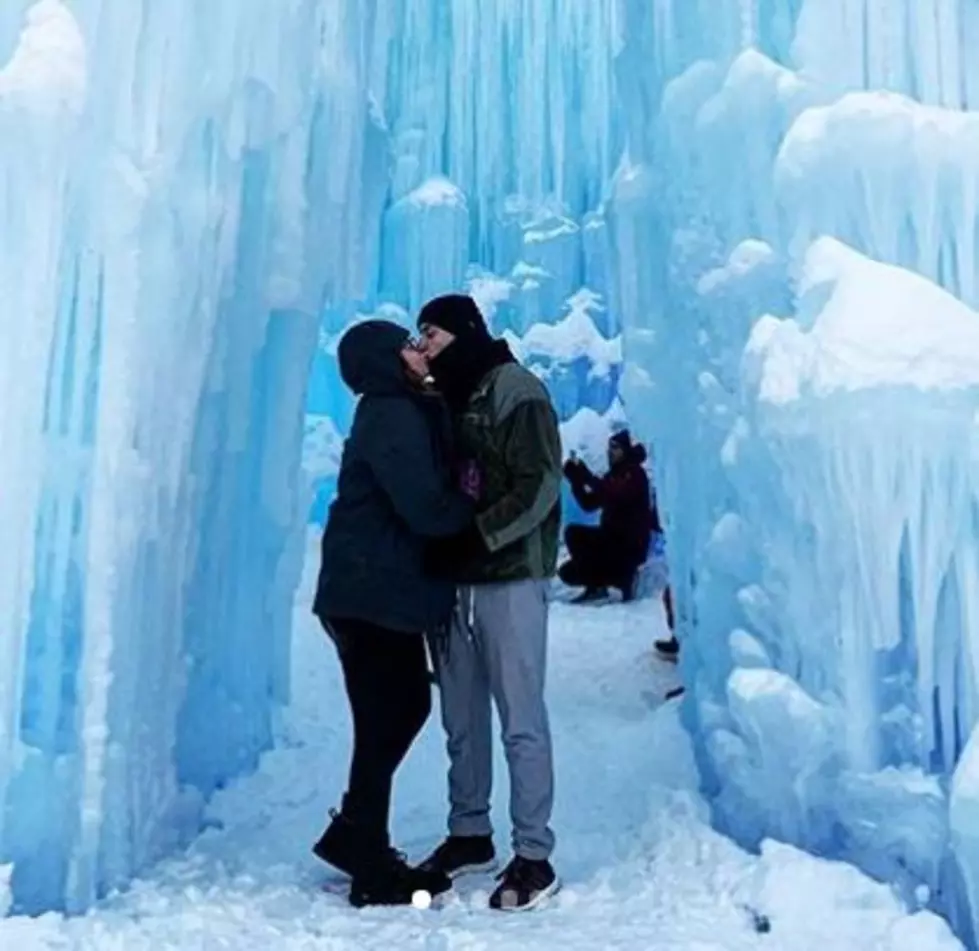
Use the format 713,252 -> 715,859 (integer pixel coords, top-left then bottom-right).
558,524 -> 640,590
325,617 -> 432,845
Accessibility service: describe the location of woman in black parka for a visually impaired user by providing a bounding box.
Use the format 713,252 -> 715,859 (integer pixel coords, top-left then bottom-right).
311,319 -> 473,908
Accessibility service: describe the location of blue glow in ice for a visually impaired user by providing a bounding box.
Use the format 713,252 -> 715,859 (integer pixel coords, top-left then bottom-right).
0,0 -> 385,913
609,6 -> 979,944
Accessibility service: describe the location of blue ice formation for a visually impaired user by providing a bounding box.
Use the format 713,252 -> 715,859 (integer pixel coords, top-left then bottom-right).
0,0 -> 385,913
304,280 -> 625,526
608,5 -> 979,946
303,193 -> 627,525
301,0 -> 627,523
8,0 -> 979,942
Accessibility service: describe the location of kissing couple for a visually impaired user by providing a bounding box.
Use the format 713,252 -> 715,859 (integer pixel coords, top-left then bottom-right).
311,294 -> 563,912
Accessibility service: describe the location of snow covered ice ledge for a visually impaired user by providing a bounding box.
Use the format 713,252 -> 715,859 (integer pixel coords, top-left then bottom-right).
684,237 -> 979,932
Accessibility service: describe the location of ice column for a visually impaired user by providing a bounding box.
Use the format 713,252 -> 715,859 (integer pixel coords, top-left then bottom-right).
610,0 -> 979,942
0,0 -> 386,914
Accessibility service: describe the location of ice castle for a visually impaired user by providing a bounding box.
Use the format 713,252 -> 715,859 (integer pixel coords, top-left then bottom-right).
5,0 -> 979,943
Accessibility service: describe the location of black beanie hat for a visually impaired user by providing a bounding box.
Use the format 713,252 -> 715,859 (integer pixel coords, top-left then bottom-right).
610,429 -> 632,451
610,429 -> 647,464
417,294 -> 491,342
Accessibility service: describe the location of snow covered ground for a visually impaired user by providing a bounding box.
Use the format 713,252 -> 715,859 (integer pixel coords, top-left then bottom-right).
0,536 -> 961,949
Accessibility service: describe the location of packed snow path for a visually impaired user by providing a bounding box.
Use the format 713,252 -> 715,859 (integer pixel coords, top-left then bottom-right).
0,544 -> 959,949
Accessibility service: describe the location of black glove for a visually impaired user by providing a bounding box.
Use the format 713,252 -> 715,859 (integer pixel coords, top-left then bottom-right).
444,523 -> 488,562
563,457 -> 591,485
563,457 -> 583,480
424,523 -> 487,577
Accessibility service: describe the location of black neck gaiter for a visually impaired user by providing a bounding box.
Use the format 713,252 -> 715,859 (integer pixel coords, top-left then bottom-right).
429,337 -> 516,410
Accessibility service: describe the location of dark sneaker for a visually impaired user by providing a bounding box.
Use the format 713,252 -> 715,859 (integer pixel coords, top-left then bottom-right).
655,636 -> 679,662
312,808 -> 387,878
349,850 -> 452,908
571,586 -> 609,605
420,835 -> 497,879
489,856 -> 560,912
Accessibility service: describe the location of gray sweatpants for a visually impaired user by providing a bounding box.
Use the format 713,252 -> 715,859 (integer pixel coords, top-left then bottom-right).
432,579 -> 555,861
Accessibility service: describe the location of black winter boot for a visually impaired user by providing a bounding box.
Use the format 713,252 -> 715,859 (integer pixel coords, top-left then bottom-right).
655,636 -> 679,662
349,851 -> 452,908
312,808 -> 386,878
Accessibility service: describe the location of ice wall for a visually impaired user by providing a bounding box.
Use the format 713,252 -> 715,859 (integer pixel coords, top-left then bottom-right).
608,0 -> 979,944
304,272 -> 627,527
303,0 -> 631,524
0,0 -> 386,913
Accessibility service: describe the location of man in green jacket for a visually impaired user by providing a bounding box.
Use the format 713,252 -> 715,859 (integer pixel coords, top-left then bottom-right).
416,294 -> 562,912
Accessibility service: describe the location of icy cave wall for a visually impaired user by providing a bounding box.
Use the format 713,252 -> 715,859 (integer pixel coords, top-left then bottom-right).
608,0 -> 979,944
0,0 -> 385,913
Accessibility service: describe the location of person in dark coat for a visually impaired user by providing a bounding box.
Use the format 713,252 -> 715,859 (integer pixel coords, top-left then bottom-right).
311,319 -> 474,908
559,429 -> 657,603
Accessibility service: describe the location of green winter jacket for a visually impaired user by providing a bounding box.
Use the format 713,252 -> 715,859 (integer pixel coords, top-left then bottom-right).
452,362 -> 562,584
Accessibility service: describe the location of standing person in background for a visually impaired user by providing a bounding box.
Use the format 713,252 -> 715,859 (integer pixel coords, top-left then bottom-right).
559,430 -> 655,604
416,293 -> 564,913
656,588 -> 679,662
658,587 -> 683,699
311,319 -> 474,909
650,510 -> 680,697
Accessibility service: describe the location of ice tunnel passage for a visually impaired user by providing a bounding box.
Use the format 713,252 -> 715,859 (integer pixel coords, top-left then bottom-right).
8,0 -> 979,945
